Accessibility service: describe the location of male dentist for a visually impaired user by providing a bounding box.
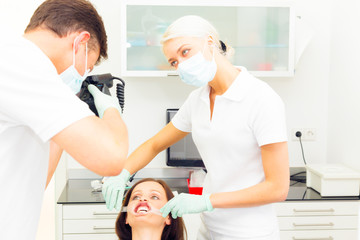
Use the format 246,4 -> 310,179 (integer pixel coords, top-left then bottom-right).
0,0 -> 128,239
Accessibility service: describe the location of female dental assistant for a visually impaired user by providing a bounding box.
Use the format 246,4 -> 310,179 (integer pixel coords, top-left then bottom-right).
103,15 -> 289,239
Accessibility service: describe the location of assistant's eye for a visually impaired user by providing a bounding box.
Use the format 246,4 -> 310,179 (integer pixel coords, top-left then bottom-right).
170,60 -> 178,67
182,49 -> 189,56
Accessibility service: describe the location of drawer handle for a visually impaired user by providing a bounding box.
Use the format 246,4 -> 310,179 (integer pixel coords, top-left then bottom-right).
293,222 -> 334,227
167,73 -> 179,76
293,237 -> 333,240
293,208 -> 334,213
93,212 -> 119,216
93,226 -> 115,230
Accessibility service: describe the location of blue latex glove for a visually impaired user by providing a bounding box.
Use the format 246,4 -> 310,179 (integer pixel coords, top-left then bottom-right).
160,193 -> 213,219
88,84 -> 122,118
102,169 -> 131,211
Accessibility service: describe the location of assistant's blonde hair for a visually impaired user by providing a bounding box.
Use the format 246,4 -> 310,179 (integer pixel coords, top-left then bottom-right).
161,15 -> 234,58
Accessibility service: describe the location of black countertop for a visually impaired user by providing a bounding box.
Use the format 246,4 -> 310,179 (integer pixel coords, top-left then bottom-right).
287,180 -> 360,201
58,178 -> 189,204
57,178 -> 360,204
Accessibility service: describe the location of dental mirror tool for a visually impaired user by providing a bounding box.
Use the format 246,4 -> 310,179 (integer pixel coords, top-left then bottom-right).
121,206 -> 163,217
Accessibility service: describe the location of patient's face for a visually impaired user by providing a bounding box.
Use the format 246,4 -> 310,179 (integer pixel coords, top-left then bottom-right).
126,181 -> 171,228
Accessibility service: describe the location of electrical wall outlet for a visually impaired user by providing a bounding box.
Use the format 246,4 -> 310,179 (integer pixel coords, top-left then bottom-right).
291,128 -> 317,141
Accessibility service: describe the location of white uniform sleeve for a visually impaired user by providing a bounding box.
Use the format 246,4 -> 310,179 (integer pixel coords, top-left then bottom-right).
0,38 -> 93,142
251,91 -> 288,146
171,93 -> 193,133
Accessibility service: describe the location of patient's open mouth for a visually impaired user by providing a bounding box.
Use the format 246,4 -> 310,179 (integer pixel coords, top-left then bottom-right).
134,202 -> 151,214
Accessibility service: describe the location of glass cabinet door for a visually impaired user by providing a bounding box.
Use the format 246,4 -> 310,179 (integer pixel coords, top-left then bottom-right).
120,1 -> 294,77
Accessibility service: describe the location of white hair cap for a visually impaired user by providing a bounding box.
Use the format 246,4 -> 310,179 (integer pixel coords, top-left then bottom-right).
161,15 -> 218,43
161,15 -> 233,58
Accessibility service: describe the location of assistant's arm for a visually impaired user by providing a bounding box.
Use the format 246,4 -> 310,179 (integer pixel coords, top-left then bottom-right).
210,141 -> 289,208
51,108 -> 128,177
102,122 -> 188,210
124,122 -> 188,175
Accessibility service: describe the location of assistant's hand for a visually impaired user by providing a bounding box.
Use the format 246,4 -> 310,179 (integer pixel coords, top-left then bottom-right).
102,169 -> 130,211
160,193 -> 213,218
88,84 -> 122,118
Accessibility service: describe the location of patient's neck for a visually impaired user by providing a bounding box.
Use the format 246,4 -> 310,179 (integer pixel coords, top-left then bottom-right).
132,226 -> 163,240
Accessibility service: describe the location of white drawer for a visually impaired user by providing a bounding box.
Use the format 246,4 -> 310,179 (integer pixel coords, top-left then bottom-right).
279,229 -> 358,240
63,219 -> 116,234
274,201 -> 359,216
63,204 -> 119,219
278,215 -> 358,230
63,233 -> 117,240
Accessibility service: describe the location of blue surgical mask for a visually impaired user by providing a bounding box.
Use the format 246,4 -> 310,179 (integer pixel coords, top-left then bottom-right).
59,37 -> 90,94
177,44 -> 217,87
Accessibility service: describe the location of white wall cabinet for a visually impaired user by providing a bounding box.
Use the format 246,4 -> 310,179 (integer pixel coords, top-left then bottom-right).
120,0 -> 295,77
274,201 -> 359,240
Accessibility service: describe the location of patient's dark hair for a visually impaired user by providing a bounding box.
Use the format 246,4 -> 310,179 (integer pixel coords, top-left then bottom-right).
25,0 -> 107,64
116,178 -> 187,240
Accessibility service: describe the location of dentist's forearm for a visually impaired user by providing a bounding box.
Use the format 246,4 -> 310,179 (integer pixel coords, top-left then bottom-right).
47,141 -> 63,188
102,108 -> 129,162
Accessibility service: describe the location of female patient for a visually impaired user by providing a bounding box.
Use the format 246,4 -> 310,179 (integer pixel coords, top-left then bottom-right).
115,178 -> 187,240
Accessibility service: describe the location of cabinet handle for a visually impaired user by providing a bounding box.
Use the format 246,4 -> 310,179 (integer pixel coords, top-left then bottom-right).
293,237 -> 333,240
167,73 -> 179,76
293,208 -> 334,213
293,222 -> 334,227
93,212 -> 119,216
93,226 -> 115,230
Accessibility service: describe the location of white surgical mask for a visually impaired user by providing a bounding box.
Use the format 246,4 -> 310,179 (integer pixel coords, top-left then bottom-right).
177,43 -> 217,87
59,37 -> 90,94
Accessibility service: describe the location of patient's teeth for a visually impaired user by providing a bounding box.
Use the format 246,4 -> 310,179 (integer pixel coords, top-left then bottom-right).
137,206 -> 149,213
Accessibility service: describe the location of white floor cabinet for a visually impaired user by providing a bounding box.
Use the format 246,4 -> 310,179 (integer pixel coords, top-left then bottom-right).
57,204 -> 118,240
274,201 -> 359,240
57,203 -> 201,240
57,201 -> 359,240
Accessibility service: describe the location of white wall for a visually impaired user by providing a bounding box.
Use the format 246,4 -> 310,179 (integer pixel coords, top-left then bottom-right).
265,0 -> 332,166
327,0 -> 360,168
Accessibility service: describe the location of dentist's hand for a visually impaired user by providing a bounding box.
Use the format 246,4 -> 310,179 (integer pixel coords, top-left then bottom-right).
102,169 -> 130,211
88,84 -> 122,118
160,193 -> 213,218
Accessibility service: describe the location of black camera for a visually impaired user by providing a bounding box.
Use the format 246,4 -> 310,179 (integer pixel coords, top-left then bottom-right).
78,73 -> 125,116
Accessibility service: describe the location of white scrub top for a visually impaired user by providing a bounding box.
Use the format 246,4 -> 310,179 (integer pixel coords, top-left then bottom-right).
172,67 -> 287,239
0,36 -> 93,240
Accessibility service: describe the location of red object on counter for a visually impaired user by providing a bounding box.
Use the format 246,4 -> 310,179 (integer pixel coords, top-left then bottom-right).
258,63 -> 272,71
187,179 -> 203,195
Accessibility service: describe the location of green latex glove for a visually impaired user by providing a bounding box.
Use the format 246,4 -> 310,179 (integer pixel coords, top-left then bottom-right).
160,193 -> 213,219
88,84 -> 122,118
102,169 -> 131,211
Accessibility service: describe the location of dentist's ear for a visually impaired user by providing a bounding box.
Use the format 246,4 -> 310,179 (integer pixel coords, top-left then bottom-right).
73,31 -> 91,53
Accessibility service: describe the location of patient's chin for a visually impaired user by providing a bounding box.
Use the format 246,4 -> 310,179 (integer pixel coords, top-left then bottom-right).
128,214 -> 168,228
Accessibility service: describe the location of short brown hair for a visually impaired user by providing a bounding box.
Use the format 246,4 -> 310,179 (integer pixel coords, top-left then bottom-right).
25,0 -> 107,64
116,178 -> 187,240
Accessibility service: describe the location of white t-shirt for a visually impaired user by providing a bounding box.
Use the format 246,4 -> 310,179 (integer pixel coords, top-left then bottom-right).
0,36 -> 93,239
172,67 -> 287,239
